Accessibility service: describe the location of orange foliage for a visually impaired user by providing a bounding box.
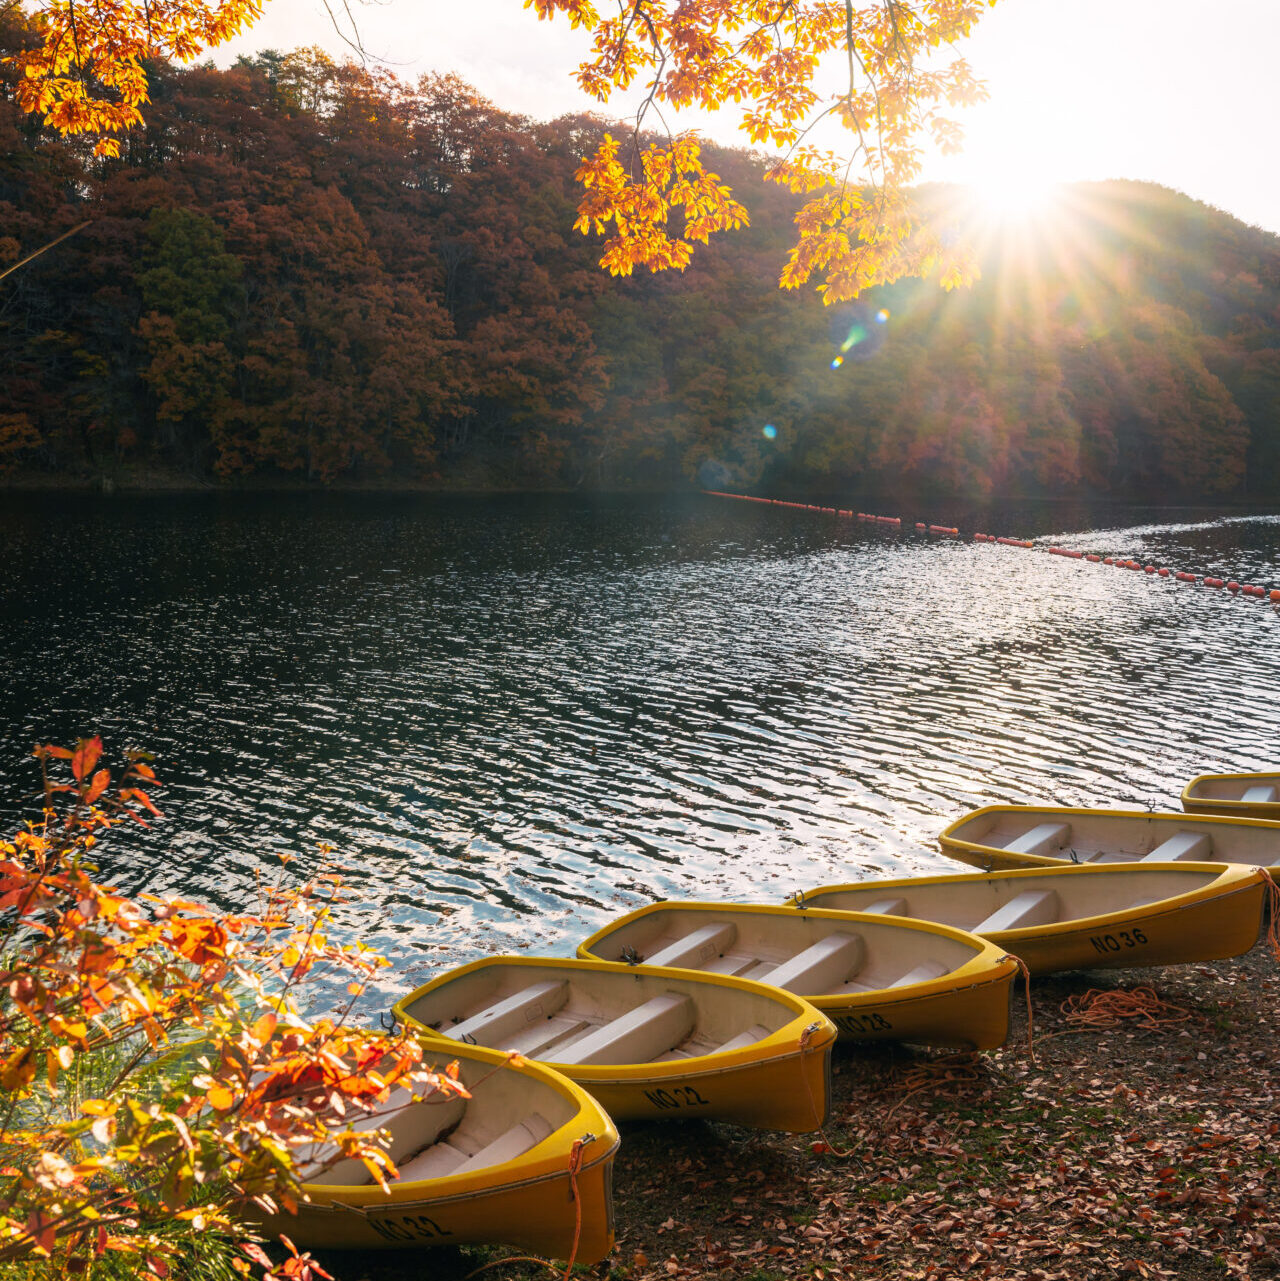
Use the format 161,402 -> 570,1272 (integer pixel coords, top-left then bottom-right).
11,0 -> 265,157
0,738 -> 464,1279
0,412 -> 41,471
536,0 -> 997,298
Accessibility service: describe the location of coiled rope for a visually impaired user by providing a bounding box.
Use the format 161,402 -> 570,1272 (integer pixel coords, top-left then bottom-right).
1060,985 -> 1192,1031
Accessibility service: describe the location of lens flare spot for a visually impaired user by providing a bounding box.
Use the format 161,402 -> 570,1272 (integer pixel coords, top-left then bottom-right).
840,325 -> 867,353
876,308 -> 890,323
830,356 -> 844,369
762,423 -> 778,440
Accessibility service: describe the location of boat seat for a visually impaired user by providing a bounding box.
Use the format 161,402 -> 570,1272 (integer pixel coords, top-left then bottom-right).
1141,831 -> 1212,863
448,980 -> 569,1047
502,1014 -> 593,1058
757,932 -> 865,994
858,897 -> 909,916
1002,822 -> 1071,857
643,922 -> 737,969
1242,785 -> 1277,803
392,1138 -> 467,1182
973,889 -> 1060,933
299,1088 -> 467,1185
398,1113 -> 554,1183
713,1023 -> 771,1054
556,994 -> 695,1066
888,960 -> 948,988
701,953 -> 761,977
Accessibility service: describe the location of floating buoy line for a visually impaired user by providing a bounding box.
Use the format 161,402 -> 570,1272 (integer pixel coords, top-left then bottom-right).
702,490 -> 1280,606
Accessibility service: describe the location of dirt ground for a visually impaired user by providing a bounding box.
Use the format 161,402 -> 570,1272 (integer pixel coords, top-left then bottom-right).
332,945 -> 1280,1281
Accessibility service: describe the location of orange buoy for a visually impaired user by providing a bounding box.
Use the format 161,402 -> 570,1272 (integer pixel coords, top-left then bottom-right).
1204,578 -> 1224,588
1227,581 -> 1241,591
1176,572 -> 1197,583
1086,554 -> 1101,562
1157,568 -> 1170,577
1271,589 -> 1280,602
928,525 -> 959,536
1144,565 -> 1157,574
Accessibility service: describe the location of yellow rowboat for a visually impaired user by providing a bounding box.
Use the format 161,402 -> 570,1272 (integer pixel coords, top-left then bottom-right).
1183,772 -> 1280,821
794,863 -> 1267,976
576,902 -> 1018,1050
392,956 -> 837,1132
939,805 -> 1280,871
256,1041 -> 618,1260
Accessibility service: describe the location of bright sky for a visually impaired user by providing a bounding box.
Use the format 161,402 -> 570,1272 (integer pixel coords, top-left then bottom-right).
216,0 -> 1280,235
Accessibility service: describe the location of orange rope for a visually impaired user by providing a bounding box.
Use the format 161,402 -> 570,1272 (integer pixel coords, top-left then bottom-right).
1260,869 -> 1280,963
1060,985 -> 1191,1031
885,1052 -> 984,1120
798,1022 -> 859,1161
1008,954 -> 1036,1062
563,1137 -> 585,1281
461,1135 -> 591,1281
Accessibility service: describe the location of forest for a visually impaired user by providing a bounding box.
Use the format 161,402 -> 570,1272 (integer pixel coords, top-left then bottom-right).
3,14 -> 1280,499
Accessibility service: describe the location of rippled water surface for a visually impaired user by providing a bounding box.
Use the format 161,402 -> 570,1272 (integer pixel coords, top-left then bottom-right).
3,492 -> 1279,1004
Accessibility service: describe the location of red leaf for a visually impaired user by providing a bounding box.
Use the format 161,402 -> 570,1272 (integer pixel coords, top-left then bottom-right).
71,737 -> 103,783
36,745 -> 73,760
84,768 -> 111,804
123,788 -> 162,817
240,1243 -> 273,1269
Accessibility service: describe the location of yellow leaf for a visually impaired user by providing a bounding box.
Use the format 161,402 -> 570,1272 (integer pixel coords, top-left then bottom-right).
207,1084 -> 235,1111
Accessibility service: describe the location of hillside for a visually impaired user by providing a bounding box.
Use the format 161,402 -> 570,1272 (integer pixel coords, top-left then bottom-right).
2,20 -> 1279,497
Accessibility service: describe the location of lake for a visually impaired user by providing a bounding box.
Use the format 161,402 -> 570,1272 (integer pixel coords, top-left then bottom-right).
2,491 -> 1278,1008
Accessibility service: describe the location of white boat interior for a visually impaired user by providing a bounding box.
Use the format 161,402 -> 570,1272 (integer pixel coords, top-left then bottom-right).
298,1053 -> 576,1188
1185,773 -> 1280,803
798,866 -> 1230,934
581,906 -> 982,996
947,807 -> 1280,868
400,961 -> 796,1067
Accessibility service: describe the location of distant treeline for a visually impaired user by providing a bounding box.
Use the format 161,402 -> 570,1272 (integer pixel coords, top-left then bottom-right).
2,16 -> 1279,497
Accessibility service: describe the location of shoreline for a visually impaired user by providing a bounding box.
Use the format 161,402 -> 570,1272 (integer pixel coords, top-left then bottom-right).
4,471 -> 1278,510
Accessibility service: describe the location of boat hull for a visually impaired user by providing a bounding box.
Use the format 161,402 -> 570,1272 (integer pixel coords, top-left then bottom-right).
255,1043 -> 619,1261
393,957 -> 838,1133
1182,771 -> 1280,821
997,874 -> 1264,973
939,805 -> 1280,871
800,864 -> 1267,977
571,1036 -> 833,1130
810,967 -> 1013,1048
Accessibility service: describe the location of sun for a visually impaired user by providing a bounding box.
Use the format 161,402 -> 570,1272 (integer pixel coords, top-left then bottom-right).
965,172 -> 1062,227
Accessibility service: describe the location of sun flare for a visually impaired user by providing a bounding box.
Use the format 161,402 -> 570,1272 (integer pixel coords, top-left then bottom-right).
966,173 -> 1061,226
